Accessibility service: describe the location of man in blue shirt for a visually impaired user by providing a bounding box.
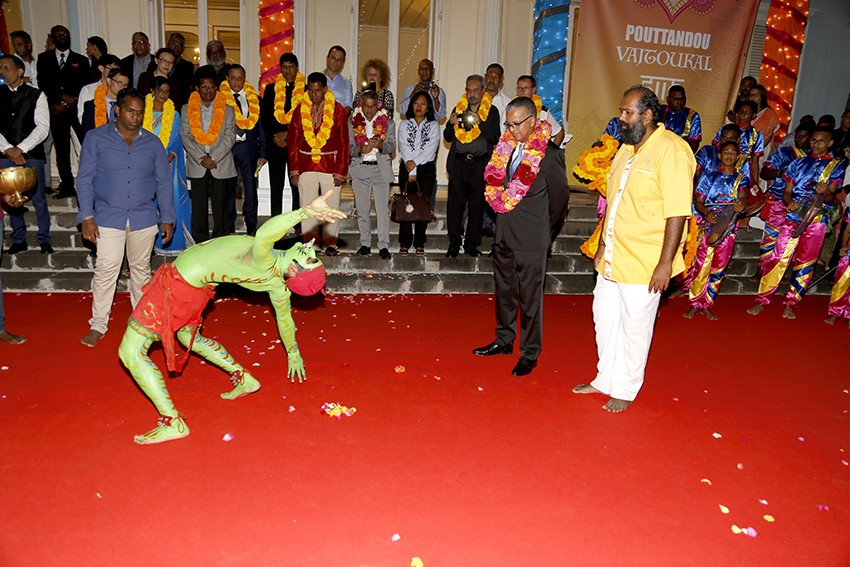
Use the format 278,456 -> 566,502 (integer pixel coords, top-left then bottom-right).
324,45 -> 353,115
77,88 -> 175,347
660,85 -> 701,152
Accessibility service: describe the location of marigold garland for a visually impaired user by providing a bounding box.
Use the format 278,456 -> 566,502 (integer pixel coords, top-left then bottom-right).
187,91 -> 227,146
219,80 -> 260,130
142,94 -> 175,147
351,104 -> 389,146
531,94 -> 543,117
300,89 -> 336,163
274,72 -> 306,125
453,92 -> 493,144
575,134 -> 620,258
484,120 -> 551,214
94,84 -> 109,127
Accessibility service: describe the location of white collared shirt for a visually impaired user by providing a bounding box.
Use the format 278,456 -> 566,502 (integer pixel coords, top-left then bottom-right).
12,54 -> 38,88
234,88 -> 248,142
55,48 -> 70,67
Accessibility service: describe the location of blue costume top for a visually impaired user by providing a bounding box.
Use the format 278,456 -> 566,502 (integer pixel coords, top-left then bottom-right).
713,125 -> 764,157
695,144 -> 751,178
763,146 -> 809,199
660,105 -> 701,142
602,117 -> 621,141
694,168 -> 749,220
782,154 -> 846,224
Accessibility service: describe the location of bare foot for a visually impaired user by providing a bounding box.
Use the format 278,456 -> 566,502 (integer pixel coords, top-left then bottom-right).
683,308 -> 699,319
603,398 -> 632,413
81,329 -> 104,347
668,289 -> 687,299
747,304 -> 765,316
134,415 -> 189,445
221,370 -> 261,400
825,316 -> 837,325
782,306 -> 796,319
572,383 -> 603,395
702,308 -> 719,321
0,330 -> 26,344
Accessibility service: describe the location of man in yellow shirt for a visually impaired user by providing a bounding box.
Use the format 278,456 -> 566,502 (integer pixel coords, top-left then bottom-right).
573,86 -> 695,412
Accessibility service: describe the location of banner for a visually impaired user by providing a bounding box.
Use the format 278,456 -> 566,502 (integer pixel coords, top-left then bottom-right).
566,0 -> 760,174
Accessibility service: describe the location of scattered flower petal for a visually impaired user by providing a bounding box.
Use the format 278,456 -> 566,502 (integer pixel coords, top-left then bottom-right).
763,515 -> 775,522
395,365 -> 406,373
701,478 -> 712,485
411,558 -> 424,567
797,437 -> 805,442
321,402 -> 356,419
288,406 -> 296,413
759,499 -> 769,505
731,524 -> 742,534
712,432 -> 723,439
719,505 -> 730,514
222,434 -> 234,442
737,463 -> 744,470
478,387 -> 484,391
815,504 -> 830,512
743,527 -> 759,538
391,533 -> 401,542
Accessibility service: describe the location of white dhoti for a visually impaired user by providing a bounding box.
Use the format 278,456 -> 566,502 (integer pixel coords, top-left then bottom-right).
590,276 -> 661,401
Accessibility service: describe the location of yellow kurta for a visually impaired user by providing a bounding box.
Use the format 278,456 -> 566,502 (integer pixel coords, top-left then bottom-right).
598,124 -> 696,284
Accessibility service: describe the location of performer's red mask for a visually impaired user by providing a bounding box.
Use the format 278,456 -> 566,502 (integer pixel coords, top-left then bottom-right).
286,264 -> 326,296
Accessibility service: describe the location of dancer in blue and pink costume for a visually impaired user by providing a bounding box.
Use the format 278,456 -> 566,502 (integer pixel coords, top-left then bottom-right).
826,205 -> 850,326
683,141 -> 748,320
756,125 -> 811,273
748,127 -> 846,319
713,101 -> 764,188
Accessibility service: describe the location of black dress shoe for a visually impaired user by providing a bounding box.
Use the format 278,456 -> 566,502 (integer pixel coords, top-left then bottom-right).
357,245 -> 371,256
446,246 -> 460,258
379,248 -> 391,259
40,242 -> 55,254
473,341 -> 513,356
6,242 -> 27,255
246,225 -> 257,236
465,247 -> 482,257
52,189 -> 75,200
324,246 -> 339,257
511,358 -> 537,376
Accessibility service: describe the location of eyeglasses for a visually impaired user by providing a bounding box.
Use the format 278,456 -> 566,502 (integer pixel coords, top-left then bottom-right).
109,77 -> 128,88
132,40 -> 148,46
504,114 -> 534,130
198,84 -> 218,91
158,57 -> 175,65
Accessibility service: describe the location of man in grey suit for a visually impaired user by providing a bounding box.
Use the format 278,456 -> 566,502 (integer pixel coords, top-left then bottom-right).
473,96 -> 569,376
348,90 -> 396,259
182,65 -> 236,242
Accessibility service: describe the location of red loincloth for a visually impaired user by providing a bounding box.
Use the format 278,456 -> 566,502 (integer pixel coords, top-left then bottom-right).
130,263 -> 216,373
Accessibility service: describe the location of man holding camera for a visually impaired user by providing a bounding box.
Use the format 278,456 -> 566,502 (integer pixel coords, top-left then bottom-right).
399,59 -> 446,121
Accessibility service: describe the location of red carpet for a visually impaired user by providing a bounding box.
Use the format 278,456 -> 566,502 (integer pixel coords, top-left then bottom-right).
1,292 -> 848,566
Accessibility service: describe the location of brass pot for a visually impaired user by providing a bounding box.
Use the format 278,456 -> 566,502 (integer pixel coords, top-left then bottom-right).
0,166 -> 37,206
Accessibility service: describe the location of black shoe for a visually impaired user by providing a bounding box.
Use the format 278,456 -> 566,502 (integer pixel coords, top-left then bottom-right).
246,225 -> 257,237
379,248 -> 391,259
6,242 -> 27,255
473,341 -> 513,356
324,246 -> 339,257
357,245 -> 371,256
446,246 -> 460,258
52,189 -> 75,200
465,247 -> 482,257
511,358 -> 537,376
44,186 -> 55,195
40,242 -> 55,254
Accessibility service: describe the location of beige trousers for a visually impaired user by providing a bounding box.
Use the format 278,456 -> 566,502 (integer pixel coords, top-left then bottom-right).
298,172 -> 341,247
89,222 -> 158,334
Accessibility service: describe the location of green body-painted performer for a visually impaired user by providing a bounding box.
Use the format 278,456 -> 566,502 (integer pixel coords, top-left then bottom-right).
118,191 -> 346,445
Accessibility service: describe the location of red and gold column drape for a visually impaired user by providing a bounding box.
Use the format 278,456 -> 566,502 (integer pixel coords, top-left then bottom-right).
259,0 -> 294,95
759,0 -> 809,145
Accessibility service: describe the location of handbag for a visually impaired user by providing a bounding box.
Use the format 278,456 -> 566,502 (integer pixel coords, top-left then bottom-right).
390,179 -> 431,223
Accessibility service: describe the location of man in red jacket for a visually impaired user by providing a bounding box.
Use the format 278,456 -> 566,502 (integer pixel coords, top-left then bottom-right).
287,72 -> 349,256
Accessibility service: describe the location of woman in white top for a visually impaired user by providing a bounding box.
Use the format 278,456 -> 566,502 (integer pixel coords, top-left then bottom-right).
397,91 -> 440,254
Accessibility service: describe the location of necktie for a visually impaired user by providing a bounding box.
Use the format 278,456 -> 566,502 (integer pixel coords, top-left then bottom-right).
108,101 -> 116,122
508,144 -> 524,181
234,92 -> 244,115
59,53 -> 66,69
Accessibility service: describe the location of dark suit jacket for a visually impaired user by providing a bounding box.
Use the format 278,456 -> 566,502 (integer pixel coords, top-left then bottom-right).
36,49 -> 91,106
443,106 -> 501,174
495,141 -> 569,251
235,113 -> 267,163
172,58 -> 196,105
120,54 -> 156,87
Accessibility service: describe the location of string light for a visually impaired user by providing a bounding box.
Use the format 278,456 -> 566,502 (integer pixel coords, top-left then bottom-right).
759,0 -> 809,144
258,0 -> 295,95
532,0 -> 570,124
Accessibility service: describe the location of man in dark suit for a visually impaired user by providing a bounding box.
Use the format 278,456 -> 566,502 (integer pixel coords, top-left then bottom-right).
36,24 -> 90,200
166,33 -> 195,105
120,32 -> 155,88
473,96 -> 569,376
223,64 -> 266,235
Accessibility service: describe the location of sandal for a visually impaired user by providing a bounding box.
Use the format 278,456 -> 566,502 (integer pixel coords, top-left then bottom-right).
399,248 -> 409,255
415,247 -> 425,255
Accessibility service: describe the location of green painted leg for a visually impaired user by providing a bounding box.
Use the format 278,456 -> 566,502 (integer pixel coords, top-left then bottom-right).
177,327 -> 261,400
118,326 -> 190,445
